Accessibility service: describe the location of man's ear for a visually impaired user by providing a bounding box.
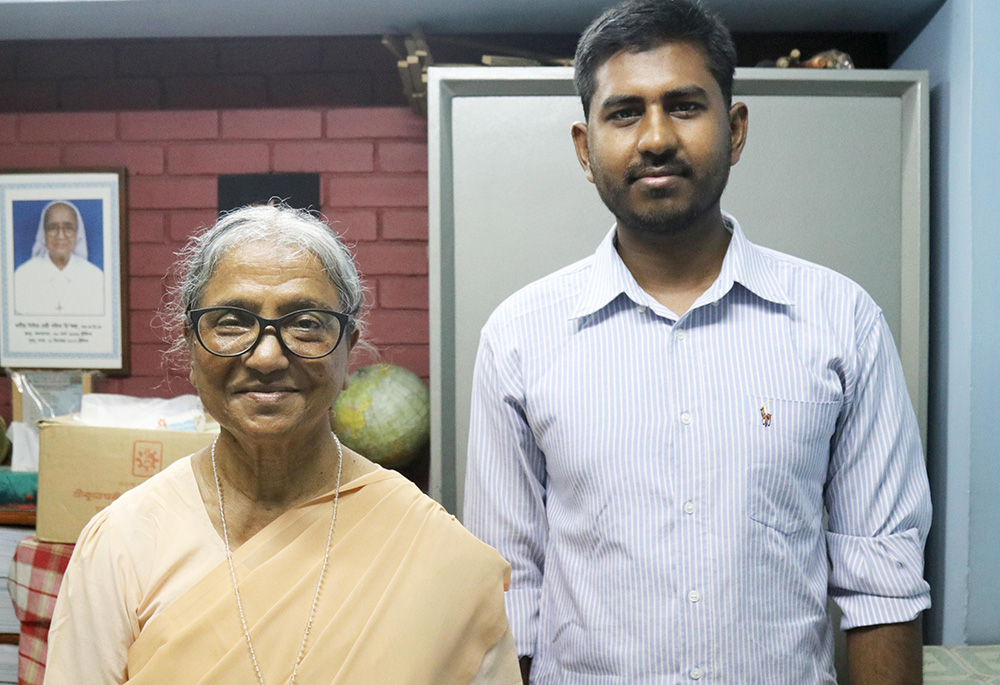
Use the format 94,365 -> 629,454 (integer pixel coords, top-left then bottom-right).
571,121 -> 595,184
728,102 -> 749,166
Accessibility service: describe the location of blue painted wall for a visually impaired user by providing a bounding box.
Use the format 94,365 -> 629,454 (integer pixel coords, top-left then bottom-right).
894,0 -> 1000,645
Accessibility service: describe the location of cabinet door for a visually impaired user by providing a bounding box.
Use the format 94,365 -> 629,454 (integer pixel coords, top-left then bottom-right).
429,67 -> 928,514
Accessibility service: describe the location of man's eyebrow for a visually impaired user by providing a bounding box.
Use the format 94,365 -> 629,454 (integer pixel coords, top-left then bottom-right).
599,85 -> 710,111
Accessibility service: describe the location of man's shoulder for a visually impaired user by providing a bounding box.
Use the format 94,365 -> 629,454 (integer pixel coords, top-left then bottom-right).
482,254 -> 594,337
753,242 -> 879,314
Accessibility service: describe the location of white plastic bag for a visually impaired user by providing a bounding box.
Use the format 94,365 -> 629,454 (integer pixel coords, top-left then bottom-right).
78,394 -> 214,431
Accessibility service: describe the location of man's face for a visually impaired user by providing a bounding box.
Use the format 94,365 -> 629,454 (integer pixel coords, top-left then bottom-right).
43,203 -> 79,267
572,41 -> 747,235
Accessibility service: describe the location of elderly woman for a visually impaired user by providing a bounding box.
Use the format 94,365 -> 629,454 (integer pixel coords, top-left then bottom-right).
45,204 -> 520,684
14,200 -> 104,316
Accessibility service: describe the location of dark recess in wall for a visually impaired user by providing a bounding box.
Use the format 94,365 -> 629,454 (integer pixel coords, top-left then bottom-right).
0,32 -> 890,114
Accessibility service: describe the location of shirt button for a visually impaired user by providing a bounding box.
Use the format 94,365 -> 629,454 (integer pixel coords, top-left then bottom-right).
711,299 -> 721,307
680,411 -> 692,425
637,305 -> 647,313
674,328 -> 687,340
688,590 -> 701,603
690,667 -> 703,680
683,501 -> 695,515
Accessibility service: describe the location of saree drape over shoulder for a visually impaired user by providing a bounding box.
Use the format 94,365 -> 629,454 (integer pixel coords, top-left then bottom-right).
45,458 -> 519,685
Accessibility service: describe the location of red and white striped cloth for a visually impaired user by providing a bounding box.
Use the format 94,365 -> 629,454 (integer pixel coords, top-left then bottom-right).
7,538 -> 74,685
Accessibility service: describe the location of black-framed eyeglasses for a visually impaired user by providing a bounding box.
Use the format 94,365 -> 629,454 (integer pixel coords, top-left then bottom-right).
187,306 -> 353,359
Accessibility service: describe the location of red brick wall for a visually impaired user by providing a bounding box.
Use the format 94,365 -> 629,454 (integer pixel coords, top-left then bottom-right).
0,107 -> 429,424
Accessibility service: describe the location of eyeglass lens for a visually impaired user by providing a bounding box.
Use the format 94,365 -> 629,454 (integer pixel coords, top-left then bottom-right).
196,308 -> 343,358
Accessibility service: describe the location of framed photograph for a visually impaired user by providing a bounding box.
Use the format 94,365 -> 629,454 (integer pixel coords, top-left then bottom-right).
0,169 -> 129,372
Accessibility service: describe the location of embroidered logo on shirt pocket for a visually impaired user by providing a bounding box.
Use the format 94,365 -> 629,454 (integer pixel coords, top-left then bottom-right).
747,394 -> 841,534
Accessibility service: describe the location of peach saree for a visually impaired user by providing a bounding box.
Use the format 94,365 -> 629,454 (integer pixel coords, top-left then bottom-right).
124,469 -> 517,684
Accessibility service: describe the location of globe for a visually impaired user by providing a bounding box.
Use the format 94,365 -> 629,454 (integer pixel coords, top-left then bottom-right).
332,363 -> 431,468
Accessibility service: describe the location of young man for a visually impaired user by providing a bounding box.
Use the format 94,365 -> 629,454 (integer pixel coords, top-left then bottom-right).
464,1 -> 931,683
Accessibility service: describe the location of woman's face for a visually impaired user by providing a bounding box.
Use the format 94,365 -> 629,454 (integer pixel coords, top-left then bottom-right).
188,241 -> 355,443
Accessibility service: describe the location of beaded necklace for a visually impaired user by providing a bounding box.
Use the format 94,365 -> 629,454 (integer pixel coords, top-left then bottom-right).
210,435 -> 343,684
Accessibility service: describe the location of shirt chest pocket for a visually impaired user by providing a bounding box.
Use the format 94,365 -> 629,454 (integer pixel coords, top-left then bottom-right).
746,394 -> 841,535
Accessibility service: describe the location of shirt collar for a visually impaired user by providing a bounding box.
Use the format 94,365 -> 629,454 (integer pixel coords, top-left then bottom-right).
570,213 -> 793,320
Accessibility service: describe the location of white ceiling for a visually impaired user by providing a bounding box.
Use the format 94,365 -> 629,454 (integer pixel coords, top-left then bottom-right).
0,0 -> 946,41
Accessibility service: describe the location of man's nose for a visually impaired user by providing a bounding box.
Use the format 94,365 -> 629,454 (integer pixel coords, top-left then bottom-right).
636,108 -> 677,156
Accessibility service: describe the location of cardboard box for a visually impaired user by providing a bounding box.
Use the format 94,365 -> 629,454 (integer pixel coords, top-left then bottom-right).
37,416 -> 215,543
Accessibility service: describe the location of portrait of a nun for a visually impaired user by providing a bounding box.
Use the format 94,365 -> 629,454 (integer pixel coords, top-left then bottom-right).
14,200 -> 104,316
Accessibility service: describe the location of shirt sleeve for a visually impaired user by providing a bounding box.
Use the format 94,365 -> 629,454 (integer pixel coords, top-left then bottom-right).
825,312 -> 932,630
463,332 -> 548,659
44,510 -> 140,685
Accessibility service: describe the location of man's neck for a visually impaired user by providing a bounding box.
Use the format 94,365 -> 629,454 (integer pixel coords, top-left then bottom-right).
614,210 -> 731,317
49,253 -> 70,270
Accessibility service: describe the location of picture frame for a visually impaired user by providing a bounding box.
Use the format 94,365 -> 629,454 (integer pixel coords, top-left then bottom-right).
0,168 -> 129,372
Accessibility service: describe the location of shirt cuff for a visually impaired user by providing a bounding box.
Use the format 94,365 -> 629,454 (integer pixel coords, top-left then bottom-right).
827,529 -> 931,630
504,587 -> 540,658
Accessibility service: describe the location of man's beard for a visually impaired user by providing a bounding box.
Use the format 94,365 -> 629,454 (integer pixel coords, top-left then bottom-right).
592,155 -> 731,236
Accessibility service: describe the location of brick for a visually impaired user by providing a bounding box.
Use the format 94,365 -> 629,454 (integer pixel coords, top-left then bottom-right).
0,115 -> 15,143
167,142 -> 269,175
167,209 -> 218,242
376,141 -> 427,173
17,42 -> 115,79
20,112 -> 116,142
323,209 -> 377,242
129,343 -> 170,375
165,76 -> 268,109
381,208 -> 428,241
129,244 -> 179,277
326,175 -> 427,208
130,176 -> 216,209
365,309 -> 429,345
61,78 -> 162,112
376,344 -> 430,379
117,40 -> 219,76
273,141 -> 373,173
129,311 -> 163,343
0,144 -> 61,167
353,242 -> 427,276
0,81 -> 59,112
378,276 -> 428,309
325,108 -> 426,139
64,143 -> 165,176
129,276 -> 167,311
221,110 -> 322,140
119,375 -> 195,398
268,72 -> 373,108
120,111 -> 219,141
100,378 -> 122,394
127,211 -> 166,244
219,38 -> 323,74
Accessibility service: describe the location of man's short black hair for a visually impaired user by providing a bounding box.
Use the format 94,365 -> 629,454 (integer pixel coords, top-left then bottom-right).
574,0 -> 737,119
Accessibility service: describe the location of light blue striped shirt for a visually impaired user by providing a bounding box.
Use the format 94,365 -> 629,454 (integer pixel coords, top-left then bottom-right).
464,215 -> 931,684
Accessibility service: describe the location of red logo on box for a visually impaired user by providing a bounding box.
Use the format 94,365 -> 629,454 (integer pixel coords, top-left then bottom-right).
133,441 -> 164,478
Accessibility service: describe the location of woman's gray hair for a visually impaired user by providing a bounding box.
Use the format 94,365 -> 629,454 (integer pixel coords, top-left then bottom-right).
162,203 -> 367,368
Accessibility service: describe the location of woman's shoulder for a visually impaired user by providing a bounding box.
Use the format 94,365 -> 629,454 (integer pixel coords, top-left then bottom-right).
77,456 -> 201,547
359,469 -> 510,570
